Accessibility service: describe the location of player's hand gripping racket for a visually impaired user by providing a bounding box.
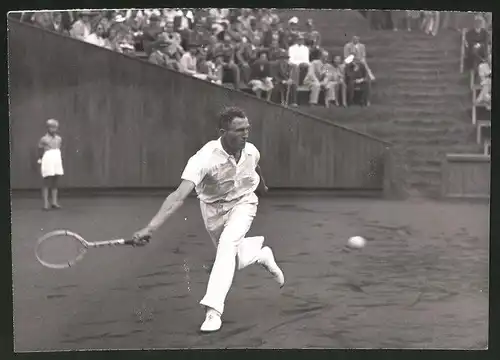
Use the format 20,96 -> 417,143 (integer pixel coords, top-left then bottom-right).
35,230 -> 150,269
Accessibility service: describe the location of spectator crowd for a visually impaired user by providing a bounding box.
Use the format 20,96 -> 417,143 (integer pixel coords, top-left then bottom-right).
14,9 -> 491,109
16,8 -> 377,108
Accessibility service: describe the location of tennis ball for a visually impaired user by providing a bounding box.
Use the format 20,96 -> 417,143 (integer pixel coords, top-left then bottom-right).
347,236 -> 366,249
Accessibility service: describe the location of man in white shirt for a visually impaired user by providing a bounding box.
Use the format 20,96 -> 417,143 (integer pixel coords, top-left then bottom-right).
132,107 -> 285,333
288,35 -> 310,86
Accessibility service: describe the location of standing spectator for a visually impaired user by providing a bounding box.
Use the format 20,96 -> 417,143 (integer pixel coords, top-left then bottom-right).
343,35 -> 376,81
303,50 -> 326,106
465,16 -> 489,71
249,50 -> 274,101
422,11 -> 440,36
272,50 -> 297,106
179,44 -> 207,79
85,22 -> 110,48
69,11 -> 94,40
476,54 -> 491,110
288,35 -> 310,86
367,10 -> 386,30
391,10 -> 406,31
406,10 -> 422,32
345,56 -> 371,107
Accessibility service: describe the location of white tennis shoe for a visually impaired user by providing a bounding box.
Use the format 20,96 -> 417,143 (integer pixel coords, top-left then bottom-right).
200,308 -> 222,333
258,246 -> 285,287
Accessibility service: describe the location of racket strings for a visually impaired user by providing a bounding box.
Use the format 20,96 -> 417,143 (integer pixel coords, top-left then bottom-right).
36,234 -> 87,268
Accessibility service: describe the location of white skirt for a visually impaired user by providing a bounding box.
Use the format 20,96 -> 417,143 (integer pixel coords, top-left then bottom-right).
41,149 -> 64,178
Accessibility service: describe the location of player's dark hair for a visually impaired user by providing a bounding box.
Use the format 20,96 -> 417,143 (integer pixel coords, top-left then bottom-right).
218,107 -> 247,130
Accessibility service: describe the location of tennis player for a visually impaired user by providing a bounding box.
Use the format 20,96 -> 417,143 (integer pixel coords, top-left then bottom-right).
38,119 -> 64,210
133,106 -> 285,332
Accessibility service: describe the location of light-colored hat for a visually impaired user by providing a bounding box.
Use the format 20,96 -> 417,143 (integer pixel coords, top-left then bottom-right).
46,119 -> 59,127
288,16 -> 298,24
186,10 -> 194,20
344,55 -> 355,64
114,14 -> 126,23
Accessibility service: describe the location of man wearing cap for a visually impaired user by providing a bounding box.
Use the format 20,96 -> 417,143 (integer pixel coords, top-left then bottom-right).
283,16 -> 301,49
288,35 -> 310,87
272,50 -> 297,106
70,11 -> 95,40
343,35 -> 375,81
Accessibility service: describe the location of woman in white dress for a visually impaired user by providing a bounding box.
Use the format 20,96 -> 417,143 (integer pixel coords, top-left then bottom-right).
38,119 -> 64,210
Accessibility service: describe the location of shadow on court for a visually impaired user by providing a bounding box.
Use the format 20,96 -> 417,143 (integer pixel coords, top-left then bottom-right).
11,195 -> 489,350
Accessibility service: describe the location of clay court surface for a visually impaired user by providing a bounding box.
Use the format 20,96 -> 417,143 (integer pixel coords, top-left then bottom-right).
11,195 -> 489,350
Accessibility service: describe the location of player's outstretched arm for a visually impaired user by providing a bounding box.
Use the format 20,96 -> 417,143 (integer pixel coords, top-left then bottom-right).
133,180 -> 195,241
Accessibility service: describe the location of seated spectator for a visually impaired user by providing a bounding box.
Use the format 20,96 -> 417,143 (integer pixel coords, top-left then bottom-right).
219,33 -> 242,89
182,20 -> 210,50
288,35 -> 310,86
465,16 -> 489,71
32,11 -> 53,30
85,22 -> 110,48
345,56 -> 371,107
323,55 -> 346,107
179,44 -> 208,80
107,22 -> 134,53
304,19 -> 322,60
249,49 -> 274,101
283,16 -> 301,50
303,50 -> 326,106
476,54 -> 491,110
159,21 -> 184,58
235,36 -> 255,85
125,9 -> 148,31
70,11 -> 94,40
304,19 -> 321,48
332,55 -> 347,107
343,35 -> 376,81
148,39 -> 180,71
262,18 -> 285,49
272,50 -> 297,106
405,10 -> 422,32
46,12 -> 69,35
141,14 -> 165,55
266,39 -> 282,63
197,49 -> 222,84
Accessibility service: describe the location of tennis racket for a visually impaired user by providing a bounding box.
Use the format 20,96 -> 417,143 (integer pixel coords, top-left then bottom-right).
35,230 -> 150,269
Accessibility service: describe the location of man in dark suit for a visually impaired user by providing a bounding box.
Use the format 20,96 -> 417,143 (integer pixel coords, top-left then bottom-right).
272,50 -> 297,106
345,57 -> 371,107
249,49 -> 274,101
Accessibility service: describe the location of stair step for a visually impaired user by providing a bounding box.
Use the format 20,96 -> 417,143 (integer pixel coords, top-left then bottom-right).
395,67 -> 460,74
363,126 -> 474,139
387,73 -> 465,82
382,58 -> 459,67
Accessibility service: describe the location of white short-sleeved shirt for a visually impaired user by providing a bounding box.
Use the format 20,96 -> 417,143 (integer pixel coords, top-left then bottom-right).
181,138 -> 261,203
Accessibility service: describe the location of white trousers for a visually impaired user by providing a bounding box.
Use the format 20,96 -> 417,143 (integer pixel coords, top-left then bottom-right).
199,192 -> 265,315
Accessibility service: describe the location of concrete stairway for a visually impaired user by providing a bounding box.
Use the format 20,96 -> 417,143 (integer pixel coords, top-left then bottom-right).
285,19 -> 481,197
